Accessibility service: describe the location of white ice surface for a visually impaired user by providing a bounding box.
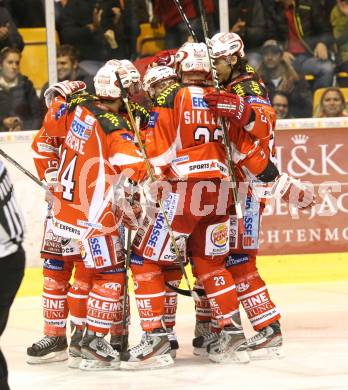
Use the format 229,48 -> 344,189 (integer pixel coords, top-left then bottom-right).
2,281 -> 348,390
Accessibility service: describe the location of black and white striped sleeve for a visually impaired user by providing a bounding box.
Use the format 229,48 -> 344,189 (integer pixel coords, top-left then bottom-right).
0,161 -> 25,245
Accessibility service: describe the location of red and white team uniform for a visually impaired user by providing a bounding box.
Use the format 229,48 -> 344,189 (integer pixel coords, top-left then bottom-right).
131,47 -> 242,346
224,69 -> 281,332
30,82 -> 147,362
194,33 -> 281,335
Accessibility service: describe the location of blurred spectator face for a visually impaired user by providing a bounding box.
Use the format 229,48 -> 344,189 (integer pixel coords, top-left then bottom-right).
321,90 -> 345,117
273,94 -> 289,119
57,55 -> 78,81
262,49 -> 282,70
0,52 -> 20,82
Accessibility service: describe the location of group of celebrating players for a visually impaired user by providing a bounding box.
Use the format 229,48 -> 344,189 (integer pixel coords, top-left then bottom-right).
26,30 -> 315,371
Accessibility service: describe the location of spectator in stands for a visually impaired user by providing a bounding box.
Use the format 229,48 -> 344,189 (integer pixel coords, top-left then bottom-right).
228,0 -> 268,69
0,5 -> 24,52
55,0 -> 69,33
258,39 -> 312,118
0,47 -> 40,132
6,0 -> 45,28
152,0 -> 216,49
39,44 -> 94,118
60,0 -> 128,76
266,0 -> 335,90
314,87 -> 348,117
331,0 -> 348,77
272,91 -> 292,119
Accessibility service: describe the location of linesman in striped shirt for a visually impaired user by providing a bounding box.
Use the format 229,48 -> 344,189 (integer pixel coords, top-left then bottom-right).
0,159 -> 25,390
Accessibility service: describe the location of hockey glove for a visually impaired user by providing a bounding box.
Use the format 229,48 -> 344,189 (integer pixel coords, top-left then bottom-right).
204,90 -> 252,127
44,80 -> 86,108
151,49 -> 177,68
272,173 -> 315,209
115,194 -> 142,230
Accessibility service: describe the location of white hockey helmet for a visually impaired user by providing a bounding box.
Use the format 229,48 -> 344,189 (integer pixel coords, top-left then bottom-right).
119,59 -> 141,84
175,42 -> 210,74
142,65 -> 177,99
94,60 -> 136,99
211,32 -> 245,60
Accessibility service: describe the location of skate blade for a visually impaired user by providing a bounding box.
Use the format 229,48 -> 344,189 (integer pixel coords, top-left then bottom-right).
26,350 -> 68,364
68,355 -> 82,368
193,347 -> 208,357
79,358 -> 121,371
120,354 -> 174,370
248,346 -> 284,361
209,350 -> 250,364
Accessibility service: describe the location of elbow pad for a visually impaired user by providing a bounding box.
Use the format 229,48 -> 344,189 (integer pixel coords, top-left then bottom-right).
256,159 -> 279,183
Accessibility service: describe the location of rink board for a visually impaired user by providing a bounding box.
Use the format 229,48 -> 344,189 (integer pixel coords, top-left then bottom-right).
17,252 -> 348,297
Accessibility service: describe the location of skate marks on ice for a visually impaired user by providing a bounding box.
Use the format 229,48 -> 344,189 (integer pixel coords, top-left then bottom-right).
3,282 -> 348,390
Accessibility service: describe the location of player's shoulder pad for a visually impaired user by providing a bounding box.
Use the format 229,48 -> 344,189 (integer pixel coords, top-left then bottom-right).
96,112 -> 131,134
130,101 -> 150,127
67,91 -> 98,112
231,66 -> 270,103
154,82 -> 181,108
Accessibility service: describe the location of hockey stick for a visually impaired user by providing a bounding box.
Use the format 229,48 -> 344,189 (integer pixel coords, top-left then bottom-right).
165,281 -> 205,297
172,0 -> 198,42
120,178 -> 138,352
115,71 -> 199,302
0,148 -> 47,189
196,0 -> 243,221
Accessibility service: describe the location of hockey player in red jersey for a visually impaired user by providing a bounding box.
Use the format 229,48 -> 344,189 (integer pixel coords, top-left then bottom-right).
28,61 -> 146,371
193,32 -> 315,359
121,42 -> 250,368
27,81 -> 98,367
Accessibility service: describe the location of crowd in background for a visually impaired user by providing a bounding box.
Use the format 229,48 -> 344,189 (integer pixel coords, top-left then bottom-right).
1,0 -> 348,131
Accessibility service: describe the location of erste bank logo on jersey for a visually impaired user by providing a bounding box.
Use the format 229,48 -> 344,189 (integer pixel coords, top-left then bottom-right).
191,94 -> 208,109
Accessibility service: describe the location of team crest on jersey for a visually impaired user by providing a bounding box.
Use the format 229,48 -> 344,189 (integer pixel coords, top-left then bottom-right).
71,116 -> 93,140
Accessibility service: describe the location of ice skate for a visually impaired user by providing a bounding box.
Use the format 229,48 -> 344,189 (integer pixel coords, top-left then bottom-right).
79,331 -> 120,371
192,331 -> 219,357
194,320 -> 211,338
120,327 -> 174,369
110,334 -> 128,352
68,325 -> 84,368
27,335 -> 68,364
208,325 -> 250,364
192,320 -> 217,356
245,320 -> 284,360
167,327 -> 179,358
